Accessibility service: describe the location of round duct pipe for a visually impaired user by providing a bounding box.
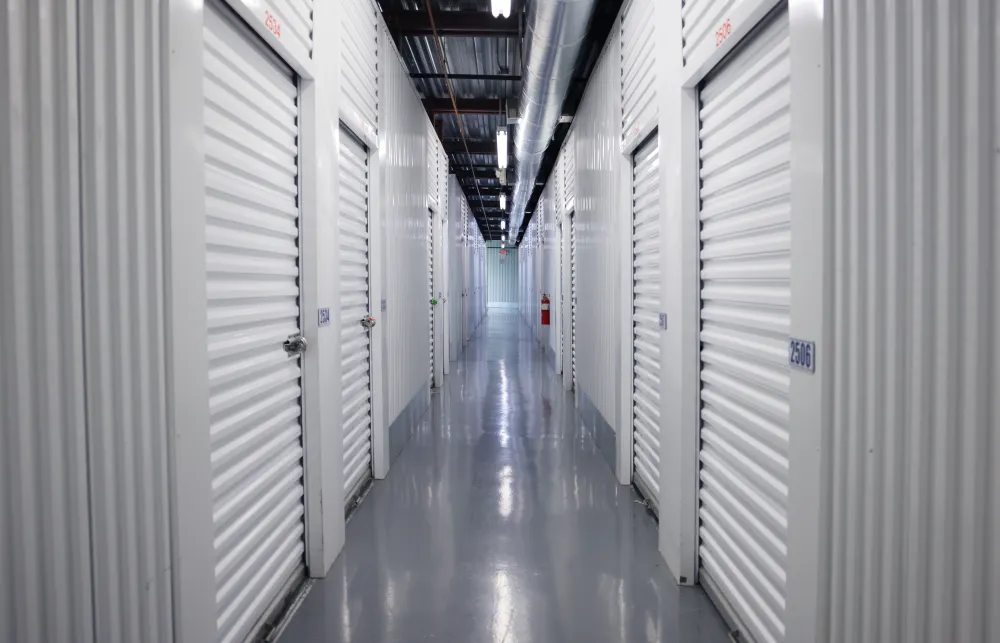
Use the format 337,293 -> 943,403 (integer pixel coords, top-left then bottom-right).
510,0 -> 596,235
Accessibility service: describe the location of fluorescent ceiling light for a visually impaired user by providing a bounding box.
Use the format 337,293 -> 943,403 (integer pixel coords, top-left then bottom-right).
499,194 -> 507,210
491,0 -> 511,18
496,128 -> 508,170
501,220 -> 507,230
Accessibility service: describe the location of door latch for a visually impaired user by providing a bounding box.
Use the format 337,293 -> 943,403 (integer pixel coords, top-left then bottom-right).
360,315 -> 376,330
283,333 -> 308,356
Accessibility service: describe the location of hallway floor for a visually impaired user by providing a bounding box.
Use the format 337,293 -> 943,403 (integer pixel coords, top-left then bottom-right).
279,312 -> 732,643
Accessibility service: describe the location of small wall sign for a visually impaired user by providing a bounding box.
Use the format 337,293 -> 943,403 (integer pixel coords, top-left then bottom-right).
318,308 -> 331,327
788,338 -> 816,373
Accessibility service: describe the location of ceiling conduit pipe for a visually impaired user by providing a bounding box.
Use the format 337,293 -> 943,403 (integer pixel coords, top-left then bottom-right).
509,0 -> 596,237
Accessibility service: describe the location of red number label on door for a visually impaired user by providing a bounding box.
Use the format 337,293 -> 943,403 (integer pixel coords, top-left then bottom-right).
265,10 -> 281,38
715,19 -> 732,47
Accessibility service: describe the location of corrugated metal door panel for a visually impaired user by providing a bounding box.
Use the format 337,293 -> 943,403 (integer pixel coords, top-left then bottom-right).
340,0 -> 377,137
339,127 -> 373,504
428,209 -> 435,384
78,0 -> 173,639
827,2 -> 1000,642
697,13 -> 790,643
621,0 -> 657,146
632,136 -> 661,508
203,6 -> 305,642
0,2 -> 94,640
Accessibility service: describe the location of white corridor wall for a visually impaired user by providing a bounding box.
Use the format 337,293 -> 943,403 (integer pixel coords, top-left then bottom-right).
517,1 -> 1000,642
2,0 -> 490,640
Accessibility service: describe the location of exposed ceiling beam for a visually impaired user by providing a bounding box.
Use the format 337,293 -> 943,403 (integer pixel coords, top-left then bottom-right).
384,10 -> 519,37
412,73 -> 522,81
424,97 -> 503,115
442,139 -> 496,155
459,185 -> 506,193
454,168 -> 500,179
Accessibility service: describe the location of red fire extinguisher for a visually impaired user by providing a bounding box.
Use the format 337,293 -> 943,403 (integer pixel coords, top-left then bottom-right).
541,294 -> 551,326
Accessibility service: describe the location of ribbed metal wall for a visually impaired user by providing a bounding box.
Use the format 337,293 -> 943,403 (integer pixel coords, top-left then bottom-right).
380,27 -> 433,419
488,247 -> 518,305
1,2 -> 94,641
263,0 -> 314,62
621,0 -> 657,148
340,0 -> 377,141
464,199 -> 486,333
562,131 -> 577,212
426,120 -> 440,210
79,1 -> 173,640
825,2 -> 999,642
448,176 -> 465,355
573,30 -> 622,428
542,184 -> 559,352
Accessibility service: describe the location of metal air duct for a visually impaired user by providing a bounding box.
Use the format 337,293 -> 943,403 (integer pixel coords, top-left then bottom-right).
509,0 -> 596,235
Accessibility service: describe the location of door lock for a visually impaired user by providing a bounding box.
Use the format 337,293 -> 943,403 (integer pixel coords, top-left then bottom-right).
283,333 -> 308,356
360,315 -> 376,330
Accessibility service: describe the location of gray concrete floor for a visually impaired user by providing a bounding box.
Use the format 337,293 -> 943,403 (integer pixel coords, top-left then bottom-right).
279,311 -> 732,643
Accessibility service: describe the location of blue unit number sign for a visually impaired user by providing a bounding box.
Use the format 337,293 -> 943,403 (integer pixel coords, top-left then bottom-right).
318,308 -> 331,327
788,338 -> 816,373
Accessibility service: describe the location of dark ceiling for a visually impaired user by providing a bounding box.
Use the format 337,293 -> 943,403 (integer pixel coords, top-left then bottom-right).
378,0 -> 623,243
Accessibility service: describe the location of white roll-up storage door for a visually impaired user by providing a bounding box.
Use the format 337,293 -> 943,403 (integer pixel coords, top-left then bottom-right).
339,126 -> 373,506
631,137 -> 661,510
203,4 -> 305,641
697,12 -> 790,643
428,209 -> 435,386
570,215 -> 578,391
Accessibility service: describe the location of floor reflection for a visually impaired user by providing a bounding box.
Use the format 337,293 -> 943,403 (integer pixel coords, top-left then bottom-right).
279,312 -> 731,643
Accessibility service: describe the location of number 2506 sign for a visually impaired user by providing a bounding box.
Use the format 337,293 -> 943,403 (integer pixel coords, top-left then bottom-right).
788,338 -> 816,373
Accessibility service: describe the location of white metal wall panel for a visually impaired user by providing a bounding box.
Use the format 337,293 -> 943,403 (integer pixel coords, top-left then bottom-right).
682,0 -> 737,65
825,2 -> 1000,642
426,123 -> 440,210
448,177 -> 466,356
621,0 -> 657,148
340,0 -> 378,141
571,216 -> 578,390
542,187 -> 559,353
428,209 -> 435,383
574,33 -> 622,427
0,3 -> 94,640
261,0 -> 314,63
631,137 -> 661,508
203,7 -> 305,641
697,14 -> 791,643
380,26 -> 432,420
339,128 -> 373,503
488,247 -> 518,305
78,1 -> 173,640
563,131 -> 577,213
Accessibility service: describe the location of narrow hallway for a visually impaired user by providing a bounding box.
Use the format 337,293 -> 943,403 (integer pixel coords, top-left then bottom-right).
280,312 -> 731,643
